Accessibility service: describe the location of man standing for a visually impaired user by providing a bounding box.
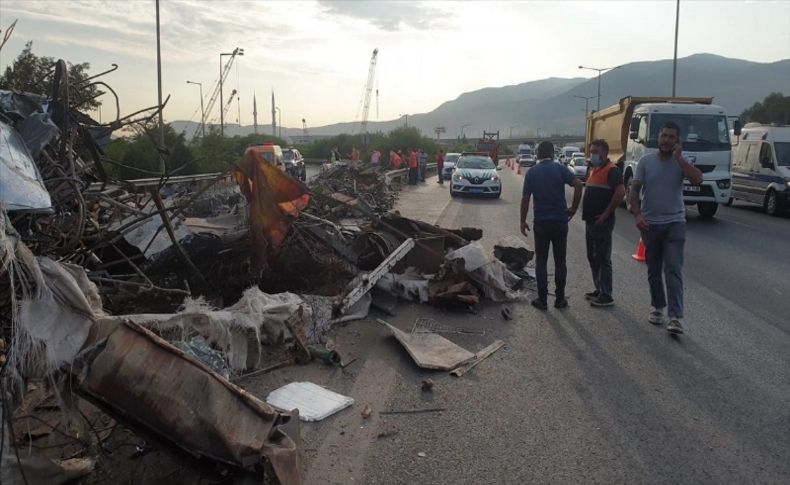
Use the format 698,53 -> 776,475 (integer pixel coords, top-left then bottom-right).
418,149 -> 428,182
408,149 -> 418,185
436,149 -> 445,184
628,121 -> 703,334
520,141 -> 583,310
582,139 -> 625,308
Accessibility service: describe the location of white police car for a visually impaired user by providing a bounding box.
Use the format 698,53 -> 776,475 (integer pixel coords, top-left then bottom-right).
450,153 -> 502,198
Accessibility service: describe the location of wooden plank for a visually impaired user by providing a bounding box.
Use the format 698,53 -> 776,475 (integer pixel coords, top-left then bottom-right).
377,319 -> 474,371
450,339 -> 505,377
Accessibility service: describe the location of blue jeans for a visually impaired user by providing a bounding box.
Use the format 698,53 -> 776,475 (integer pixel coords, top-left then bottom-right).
640,222 -> 686,318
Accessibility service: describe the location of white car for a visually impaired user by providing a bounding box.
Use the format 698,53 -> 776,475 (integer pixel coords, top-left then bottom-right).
441,152 -> 461,180
450,154 -> 502,198
569,156 -> 589,181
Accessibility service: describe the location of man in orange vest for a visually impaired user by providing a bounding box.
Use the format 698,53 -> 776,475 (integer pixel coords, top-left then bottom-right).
582,139 -> 625,307
408,149 -> 418,185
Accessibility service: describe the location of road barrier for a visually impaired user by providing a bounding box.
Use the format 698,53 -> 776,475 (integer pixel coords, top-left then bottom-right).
384,163 -> 437,186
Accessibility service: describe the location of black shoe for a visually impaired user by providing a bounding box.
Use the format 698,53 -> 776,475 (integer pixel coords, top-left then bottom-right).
554,297 -> 569,309
531,298 -> 548,310
584,290 -> 600,301
590,294 -> 615,307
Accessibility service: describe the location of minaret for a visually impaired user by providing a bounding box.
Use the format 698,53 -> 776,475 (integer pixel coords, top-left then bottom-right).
253,92 -> 258,135
271,90 -> 276,137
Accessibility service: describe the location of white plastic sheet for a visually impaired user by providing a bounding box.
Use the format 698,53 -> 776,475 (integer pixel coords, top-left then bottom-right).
266,382 -> 354,422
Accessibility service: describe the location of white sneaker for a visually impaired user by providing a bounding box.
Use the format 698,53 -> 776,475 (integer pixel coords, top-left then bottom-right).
648,306 -> 666,325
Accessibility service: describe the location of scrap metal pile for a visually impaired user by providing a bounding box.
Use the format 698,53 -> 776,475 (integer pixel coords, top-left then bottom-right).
0,59 -> 533,485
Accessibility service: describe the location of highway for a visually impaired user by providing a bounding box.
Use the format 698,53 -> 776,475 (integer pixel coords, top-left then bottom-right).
260,163 -> 790,484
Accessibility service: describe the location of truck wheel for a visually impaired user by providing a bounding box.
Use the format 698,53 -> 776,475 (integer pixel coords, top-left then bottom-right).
764,190 -> 784,216
697,202 -> 718,218
624,174 -> 633,210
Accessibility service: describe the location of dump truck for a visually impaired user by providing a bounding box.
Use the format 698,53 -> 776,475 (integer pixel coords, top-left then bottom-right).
477,131 -> 500,165
585,96 -> 741,218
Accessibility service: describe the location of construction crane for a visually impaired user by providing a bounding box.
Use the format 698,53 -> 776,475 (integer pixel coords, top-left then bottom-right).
192,47 -> 242,138
221,90 -> 237,126
358,48 -> 378,142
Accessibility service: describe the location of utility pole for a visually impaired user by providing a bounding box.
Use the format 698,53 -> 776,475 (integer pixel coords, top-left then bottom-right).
271,91 -> 276,136
155,0 -> 165,173
578,65 -> 621,111
672,0 -> 680,96
186,81 -> 205,138
253,92 -> 258,135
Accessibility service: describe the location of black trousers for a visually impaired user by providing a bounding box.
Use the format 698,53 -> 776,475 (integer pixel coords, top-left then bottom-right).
408,167 -> 418,185
533,222 -> 569,301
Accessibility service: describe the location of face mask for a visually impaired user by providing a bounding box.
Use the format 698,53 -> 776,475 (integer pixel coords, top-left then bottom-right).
590,154 -> 604,167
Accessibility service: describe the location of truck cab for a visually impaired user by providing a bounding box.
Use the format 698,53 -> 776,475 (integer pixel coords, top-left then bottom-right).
623,101 -> 736,218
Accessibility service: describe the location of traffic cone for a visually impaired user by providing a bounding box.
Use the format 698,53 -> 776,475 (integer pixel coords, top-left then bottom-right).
632,238 -> 646,262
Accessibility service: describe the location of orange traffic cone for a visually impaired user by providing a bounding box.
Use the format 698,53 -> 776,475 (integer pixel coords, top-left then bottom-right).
632,238 -> 646,262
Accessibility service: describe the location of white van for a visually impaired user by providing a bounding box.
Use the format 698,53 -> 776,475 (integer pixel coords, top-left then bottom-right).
729,123 -> 790,215
561,145 -> 580,161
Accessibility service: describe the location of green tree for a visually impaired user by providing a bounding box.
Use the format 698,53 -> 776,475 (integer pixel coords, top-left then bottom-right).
0,41 -> 102,111
740,92 -> 790,125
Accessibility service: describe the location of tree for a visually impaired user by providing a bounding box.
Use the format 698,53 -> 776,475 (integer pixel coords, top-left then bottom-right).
0,41 -> 103,110
740,92 -> 790,125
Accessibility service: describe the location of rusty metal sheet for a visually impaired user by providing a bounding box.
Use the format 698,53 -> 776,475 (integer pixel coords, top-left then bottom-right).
71,320 -> 301,485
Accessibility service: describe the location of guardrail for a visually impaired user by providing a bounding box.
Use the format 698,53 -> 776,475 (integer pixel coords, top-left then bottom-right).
384,163 -> 437,186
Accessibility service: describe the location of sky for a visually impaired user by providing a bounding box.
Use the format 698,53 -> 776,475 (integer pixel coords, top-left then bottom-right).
1,0 -> 789,132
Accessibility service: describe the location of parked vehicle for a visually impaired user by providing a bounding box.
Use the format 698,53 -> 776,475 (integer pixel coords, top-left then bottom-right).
569,156 -> 589,181
442,152 -> 461,179
518,153 -> 537,167
252,142 -> 285,171
282,147 -> 306,181
450,154 -> 502,198
586,96 -> 741,218
729,123 -> 790,215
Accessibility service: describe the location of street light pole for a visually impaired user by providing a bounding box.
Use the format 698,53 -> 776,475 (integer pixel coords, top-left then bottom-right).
276,107 -> 281,138
461,123 -> 471,139
186,81 -> 205,138
155,0 -> 165,173
672,0 -> 680,96
578,65 -> 621,111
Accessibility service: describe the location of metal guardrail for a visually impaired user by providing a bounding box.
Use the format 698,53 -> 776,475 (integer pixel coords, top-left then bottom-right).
384,163 -> 437,186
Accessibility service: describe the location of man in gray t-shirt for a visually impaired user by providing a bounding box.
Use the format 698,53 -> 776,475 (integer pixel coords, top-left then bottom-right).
629,121 -> 703,335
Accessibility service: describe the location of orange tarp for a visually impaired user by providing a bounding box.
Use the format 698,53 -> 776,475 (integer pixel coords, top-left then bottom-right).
233,145 -> 311,269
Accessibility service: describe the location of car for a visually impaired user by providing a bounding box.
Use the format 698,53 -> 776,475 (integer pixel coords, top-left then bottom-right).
251,142 -> 285,171
569,156 -> 589,181
518,153 -> 537,167
561,145 -> 581,162
442,152 -> 461,180
282,147 -> 306,181
450,154 -> 502,198
729,123 -> 790,215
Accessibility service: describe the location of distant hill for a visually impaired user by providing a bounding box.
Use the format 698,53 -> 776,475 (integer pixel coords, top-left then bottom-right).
171,53 -> 790,141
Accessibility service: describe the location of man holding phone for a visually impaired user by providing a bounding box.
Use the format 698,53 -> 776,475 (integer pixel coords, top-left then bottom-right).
628,121 -> 703,334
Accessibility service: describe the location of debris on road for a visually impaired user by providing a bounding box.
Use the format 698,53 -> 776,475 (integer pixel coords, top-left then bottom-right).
378,319 -> 475,371
361,404 -> 373,419
411,317 -> 485,336
266,382 -> 354,422
450,339 -> 506,377
421,378 -> 435,392
380,408 -> 446,415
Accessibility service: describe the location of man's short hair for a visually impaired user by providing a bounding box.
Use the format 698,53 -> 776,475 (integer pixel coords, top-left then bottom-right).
590,139 -> 609,154
661,121 -> 681,137
537,141 -> 554,160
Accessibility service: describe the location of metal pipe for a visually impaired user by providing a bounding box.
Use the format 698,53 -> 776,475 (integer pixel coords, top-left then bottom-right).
672,0 -> 680,96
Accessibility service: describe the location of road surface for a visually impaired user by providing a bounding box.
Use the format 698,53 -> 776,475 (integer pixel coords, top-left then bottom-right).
254,163 -> 789,484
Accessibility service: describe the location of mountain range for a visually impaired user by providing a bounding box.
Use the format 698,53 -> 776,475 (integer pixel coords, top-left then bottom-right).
171,53 -> 790,141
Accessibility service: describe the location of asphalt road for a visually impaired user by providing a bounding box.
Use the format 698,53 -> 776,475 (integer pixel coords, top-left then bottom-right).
263,163 -> 789,484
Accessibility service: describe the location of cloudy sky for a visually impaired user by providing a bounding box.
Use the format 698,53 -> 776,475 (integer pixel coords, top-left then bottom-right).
1,0 -> 789,131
